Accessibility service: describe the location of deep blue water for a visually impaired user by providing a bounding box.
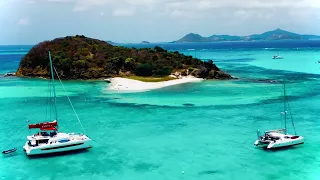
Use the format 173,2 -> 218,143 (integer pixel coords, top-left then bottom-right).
122,40 -> 320,50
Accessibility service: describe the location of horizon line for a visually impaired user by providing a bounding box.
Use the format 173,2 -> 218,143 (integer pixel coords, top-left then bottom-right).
2,39 -> 320,46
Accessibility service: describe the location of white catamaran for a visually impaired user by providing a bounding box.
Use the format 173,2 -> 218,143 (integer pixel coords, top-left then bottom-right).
254,79 -> 304,149
23,51 -> 92,156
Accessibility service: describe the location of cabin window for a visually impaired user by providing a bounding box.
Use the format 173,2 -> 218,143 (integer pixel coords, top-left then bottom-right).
38,139 -> 49,144
28,140 -> 38,147
40,132 -> 50,136
50,131 -> 57,137
58,139 -> 70,143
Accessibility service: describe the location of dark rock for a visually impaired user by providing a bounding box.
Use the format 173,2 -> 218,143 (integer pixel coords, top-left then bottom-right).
214,70 -> 233,80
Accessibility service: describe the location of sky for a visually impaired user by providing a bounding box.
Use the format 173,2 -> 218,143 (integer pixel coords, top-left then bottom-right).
0,0 -> 320,44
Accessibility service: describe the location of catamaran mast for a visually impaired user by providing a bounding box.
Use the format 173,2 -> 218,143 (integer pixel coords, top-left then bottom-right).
283,78 -> 287,134
49,51 -> 58,121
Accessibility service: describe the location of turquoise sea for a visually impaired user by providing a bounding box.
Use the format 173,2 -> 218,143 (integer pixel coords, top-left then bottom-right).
1,41 -> 320,180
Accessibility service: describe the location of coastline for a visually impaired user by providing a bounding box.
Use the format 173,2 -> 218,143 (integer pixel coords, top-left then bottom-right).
107,76 -> 203,92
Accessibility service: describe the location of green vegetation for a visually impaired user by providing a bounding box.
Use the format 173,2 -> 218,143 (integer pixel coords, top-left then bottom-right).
16,35 -> 233,80
123,76 -> 177,82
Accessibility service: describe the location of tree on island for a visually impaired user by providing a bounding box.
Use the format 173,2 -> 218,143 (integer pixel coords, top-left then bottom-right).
16,35 -> 233,80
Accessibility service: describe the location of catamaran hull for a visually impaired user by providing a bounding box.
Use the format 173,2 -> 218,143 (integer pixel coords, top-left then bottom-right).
267,137 -> 304,149
254,140 -> 269,148
23,140 -> 92,156
254,137 -> 304,149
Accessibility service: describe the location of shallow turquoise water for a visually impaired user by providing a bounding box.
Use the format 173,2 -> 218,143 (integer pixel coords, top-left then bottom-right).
1,44 -> 320,179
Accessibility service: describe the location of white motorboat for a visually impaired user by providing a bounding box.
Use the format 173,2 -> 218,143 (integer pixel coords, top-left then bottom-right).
23,51 -> 92,156
254,79 -> 304,149
272,55 -> 283,59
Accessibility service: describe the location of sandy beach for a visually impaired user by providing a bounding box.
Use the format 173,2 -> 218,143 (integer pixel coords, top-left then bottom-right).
107,76 -> 203,92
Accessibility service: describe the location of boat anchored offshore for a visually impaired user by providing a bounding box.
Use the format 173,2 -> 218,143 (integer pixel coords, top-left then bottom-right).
254,79 -> 304,149
272,55 -> 283,59
23,120 -> 92,155
23,51 -> 92,156
254,129 -> 304,149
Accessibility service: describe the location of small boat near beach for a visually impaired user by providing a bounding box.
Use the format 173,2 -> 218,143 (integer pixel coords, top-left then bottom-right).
104,78 -> 111,83
254,79 -> 304,149
2,148 -> 17,154
4,72 -> 16,77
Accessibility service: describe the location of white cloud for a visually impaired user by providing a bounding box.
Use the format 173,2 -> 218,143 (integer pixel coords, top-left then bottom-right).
28,0 -> 74,3
126,0 -> 155,11
18,18 -> 30,25
126,0 -> 155,5
167,9 -> 196,19
24,0 -> 320,19
73,0 -> 113,12
4,0 -> 320,44
29,0 -> 320,9
28,0 -> 114,11
175,0 -> 320,9
112,9 -> 135,16
157,0 -> 320,19
197,1 -> 216,9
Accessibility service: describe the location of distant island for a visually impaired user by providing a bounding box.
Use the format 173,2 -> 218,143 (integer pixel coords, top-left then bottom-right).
173,29 -> 320,43
16,35 -> 233,80
140,41 -> 150,44
106,40 -> 118,45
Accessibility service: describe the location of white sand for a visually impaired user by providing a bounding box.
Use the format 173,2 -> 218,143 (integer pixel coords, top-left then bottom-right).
107,76 -> 203,92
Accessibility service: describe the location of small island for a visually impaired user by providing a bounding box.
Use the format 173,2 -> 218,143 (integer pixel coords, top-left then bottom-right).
140,41 -> 150,44
16,35 -> 233,90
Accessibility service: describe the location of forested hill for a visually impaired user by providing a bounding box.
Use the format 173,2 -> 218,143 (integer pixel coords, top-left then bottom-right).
16,35 -> 233,80
174,29 -> 320,42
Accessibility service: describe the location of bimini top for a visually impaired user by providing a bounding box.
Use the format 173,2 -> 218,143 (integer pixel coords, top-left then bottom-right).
265,129 -> 286,133
28,120 -> 58,130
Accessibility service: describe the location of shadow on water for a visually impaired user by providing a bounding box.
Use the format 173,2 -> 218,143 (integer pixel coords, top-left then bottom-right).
212,58 -> 256,63
1,152 -> 18,158
27,149 -> 91,159
198,170 -> 222,175
131,162 -> 161,172
182,103 -> 195,107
